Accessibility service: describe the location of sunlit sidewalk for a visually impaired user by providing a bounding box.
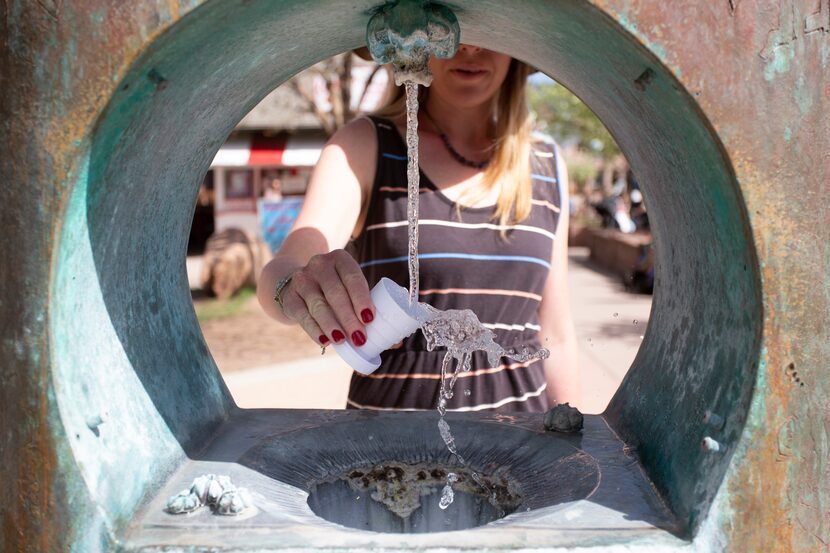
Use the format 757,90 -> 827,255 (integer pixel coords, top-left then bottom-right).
221,247 -> 652,414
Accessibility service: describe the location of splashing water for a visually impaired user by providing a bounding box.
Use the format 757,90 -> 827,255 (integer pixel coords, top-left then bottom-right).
398,72 -> 548,511
437,417 -> 456,455
416,305 -> 548,508
438,472 -> 458,510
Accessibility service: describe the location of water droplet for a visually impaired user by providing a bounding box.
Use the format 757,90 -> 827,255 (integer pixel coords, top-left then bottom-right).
613,312 -> 619,318
464,389 -> 471,396
639,335 -> 644,340
587,337 -> 592,342
439,482 -> 455,509
633,319 -> 639,325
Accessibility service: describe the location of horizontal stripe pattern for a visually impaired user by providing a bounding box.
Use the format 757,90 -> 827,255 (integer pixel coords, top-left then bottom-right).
531,173 -> 557,184
359,252 -> 552,270
382,152 -> 407,161
531,199 -> 561,213
378,186 -> 430,193
365,219 -> 556,242
353,358 -> 541,380
418,287 -> 543,302
346,116 -> 561,413
483,322 -> 542,332
346,382 -> 547,412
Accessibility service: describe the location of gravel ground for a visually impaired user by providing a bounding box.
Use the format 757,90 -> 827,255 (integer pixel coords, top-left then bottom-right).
197,296 -> 322,373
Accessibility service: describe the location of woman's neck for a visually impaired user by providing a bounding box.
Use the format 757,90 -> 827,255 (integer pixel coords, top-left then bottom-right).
422,96 -> 493,146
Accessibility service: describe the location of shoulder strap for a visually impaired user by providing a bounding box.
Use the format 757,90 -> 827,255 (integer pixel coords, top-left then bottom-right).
530,140 -> 563,211
365,116 -> 406,154
550,143 -> 565,212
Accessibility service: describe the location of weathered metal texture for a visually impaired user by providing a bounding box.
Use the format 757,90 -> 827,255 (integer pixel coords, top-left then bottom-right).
0,1 -> 827,552
0,3 -> 214,550
461,4 -> 760,542
591,2 -> 830,550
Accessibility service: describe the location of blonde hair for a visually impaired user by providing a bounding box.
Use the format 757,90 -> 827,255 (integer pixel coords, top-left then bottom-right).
373,60 -> 536,229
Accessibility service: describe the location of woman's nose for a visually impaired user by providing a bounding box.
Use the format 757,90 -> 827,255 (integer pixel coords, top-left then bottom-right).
457,44 -> 481,54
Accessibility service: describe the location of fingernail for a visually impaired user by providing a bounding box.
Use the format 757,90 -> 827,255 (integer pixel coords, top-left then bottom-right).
319,335 -> 330,345
352,330 -> 366,347
361,309 -> 374,323
331,329 -> 346,343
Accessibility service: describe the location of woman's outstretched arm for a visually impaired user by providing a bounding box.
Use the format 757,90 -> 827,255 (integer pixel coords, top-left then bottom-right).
538,147 -> 581,407
257,118 -> 377,346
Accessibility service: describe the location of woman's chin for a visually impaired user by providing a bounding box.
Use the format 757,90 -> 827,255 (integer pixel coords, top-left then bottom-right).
443,90 -> 495,109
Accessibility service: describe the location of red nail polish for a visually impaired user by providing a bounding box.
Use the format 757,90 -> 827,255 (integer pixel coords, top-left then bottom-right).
331,329 -> 346,343
352,330 -> 366,347
319,335 -> 330,345
361,309 -> 374,323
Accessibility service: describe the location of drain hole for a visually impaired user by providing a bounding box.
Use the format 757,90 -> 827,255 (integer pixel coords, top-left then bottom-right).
307,462 -> 521,533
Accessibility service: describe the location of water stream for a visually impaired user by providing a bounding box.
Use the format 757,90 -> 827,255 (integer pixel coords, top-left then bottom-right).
399,72 -> 548,511
404,81 -> 421,305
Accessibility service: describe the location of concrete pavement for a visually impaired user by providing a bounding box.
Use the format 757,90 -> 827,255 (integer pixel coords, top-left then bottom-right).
221,247 -> 652,414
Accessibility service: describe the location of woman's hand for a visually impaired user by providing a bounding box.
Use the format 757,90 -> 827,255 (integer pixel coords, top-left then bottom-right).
277,249 -> 375,348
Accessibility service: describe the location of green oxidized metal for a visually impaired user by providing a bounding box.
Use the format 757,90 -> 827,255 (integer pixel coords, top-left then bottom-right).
1,1 -> 827,552
367,0 -> 460,83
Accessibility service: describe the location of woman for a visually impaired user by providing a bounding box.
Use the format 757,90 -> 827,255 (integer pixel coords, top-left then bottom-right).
257,45 -> 580,412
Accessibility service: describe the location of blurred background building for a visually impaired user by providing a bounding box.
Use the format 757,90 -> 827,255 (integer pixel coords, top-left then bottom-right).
190,54 -> 388,254
189,53 -> 653,413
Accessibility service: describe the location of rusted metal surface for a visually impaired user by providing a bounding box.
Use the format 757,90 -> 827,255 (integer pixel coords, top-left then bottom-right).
1,1 -> 827,551
592,2 -> 830,550
1,3 -> 206,550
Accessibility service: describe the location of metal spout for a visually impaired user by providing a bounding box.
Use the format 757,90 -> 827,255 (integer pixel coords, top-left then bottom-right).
366,0 -> 460,85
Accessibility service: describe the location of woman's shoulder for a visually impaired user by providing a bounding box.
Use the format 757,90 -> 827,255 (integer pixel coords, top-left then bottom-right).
327,116 -> 378,150
316,117 -> 379,199
324,116 -> 378,170
530,132 -> 559,158
527,133 -> 566,209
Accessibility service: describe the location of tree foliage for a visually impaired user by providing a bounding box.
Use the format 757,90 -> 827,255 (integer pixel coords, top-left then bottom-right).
528,82 -> 620,160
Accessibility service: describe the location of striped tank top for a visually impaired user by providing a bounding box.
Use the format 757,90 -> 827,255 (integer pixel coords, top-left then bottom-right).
346,116 -> 562,413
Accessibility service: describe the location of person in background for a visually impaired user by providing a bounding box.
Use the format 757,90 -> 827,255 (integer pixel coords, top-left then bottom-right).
263,173 -> 283,200
258,45 -> 580,412
627,170 -> 649,231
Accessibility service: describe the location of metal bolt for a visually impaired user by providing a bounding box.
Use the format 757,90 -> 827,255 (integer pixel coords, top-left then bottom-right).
86,411 -> 108,431
701,436 -> 722,453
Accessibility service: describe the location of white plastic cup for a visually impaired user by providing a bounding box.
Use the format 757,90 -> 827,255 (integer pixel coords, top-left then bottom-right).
332,278 -> 429,375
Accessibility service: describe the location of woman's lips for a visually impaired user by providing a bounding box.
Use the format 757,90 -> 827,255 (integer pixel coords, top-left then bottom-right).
450,67 -> 488,80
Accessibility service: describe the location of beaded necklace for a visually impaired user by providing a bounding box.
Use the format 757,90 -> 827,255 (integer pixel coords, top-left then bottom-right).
422,109 -> 494,170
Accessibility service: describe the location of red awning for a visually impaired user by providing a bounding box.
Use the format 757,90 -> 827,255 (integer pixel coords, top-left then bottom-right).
248,135 -> 286,166
211,134 -> 324,168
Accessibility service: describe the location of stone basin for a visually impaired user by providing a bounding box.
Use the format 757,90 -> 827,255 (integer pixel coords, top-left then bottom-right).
241,416 -> 600,533
123,409 -> 684,550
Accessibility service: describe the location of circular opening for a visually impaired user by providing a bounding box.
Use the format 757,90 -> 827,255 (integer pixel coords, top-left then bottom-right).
188,58 -> 649,414
53,0 -> 761,537
307,463 -> 520,533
